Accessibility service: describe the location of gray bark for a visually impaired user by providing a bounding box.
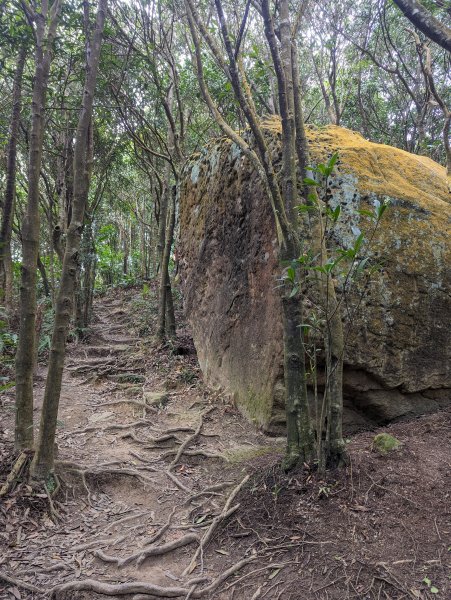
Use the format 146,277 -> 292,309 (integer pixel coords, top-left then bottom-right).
31,0 -> 107,479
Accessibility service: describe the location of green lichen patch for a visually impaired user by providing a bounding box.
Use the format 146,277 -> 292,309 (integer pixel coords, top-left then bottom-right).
372,433 -> 401,454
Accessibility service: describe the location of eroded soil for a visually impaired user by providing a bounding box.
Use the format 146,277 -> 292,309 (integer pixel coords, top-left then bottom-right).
1,288 -> 450,600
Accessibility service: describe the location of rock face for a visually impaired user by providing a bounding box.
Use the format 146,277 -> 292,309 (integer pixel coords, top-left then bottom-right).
179,119 -> 450,433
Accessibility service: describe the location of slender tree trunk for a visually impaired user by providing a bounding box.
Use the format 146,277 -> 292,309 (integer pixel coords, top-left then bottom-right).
156,79 -> 176,338
0,45 -> 26,314
261,0 -> 314,470
157,188 -> 175,341
37,254 -> 50,298
31,0 -> 107,480
292,41 -> 346,470
15,2 -> 62,451
165,187 -> 177,338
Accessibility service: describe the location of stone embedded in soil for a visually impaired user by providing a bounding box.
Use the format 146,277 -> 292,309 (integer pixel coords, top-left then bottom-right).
108,373 -> 146,383
179,118 -> 450,433
143,390 -> 169,407
88,410 -> 114,423
123,385 -> 143,397
372,432 -> 401,454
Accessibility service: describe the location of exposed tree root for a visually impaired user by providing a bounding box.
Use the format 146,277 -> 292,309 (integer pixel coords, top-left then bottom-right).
160,408 -> 216,494
103,509 -> 151,532
44,481 -> 62,522
96,399 -> 155,413
166,468 -> 191,492
162,449 -> 226,461
0,569 -> 44,594
51,579 -> 191,598
0,450 -> 32,497
95,533 -> 199,568
57,461 -> 156,504
169,408 -> 215,469
50,557 -> 254,598
71,419 -> 153,436
183,475 -> 249,575
184,482 -> 233,505
141,507 -> 176,545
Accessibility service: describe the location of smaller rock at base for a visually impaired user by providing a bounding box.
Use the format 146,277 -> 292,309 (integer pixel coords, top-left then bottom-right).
123,385 -> 142,397
143,391 -> 169,407
372,433 -> 401,455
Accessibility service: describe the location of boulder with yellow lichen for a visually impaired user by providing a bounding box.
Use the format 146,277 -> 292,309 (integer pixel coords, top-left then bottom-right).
178,118 -> 450,433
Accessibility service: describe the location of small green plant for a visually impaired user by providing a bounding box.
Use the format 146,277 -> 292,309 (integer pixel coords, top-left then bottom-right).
422,576 -> 439,595
272,483 -> 282,501
318,483 -> 332,498
45,474 -> 58,494
281,151 -> 389,472
373,433 -> 401,454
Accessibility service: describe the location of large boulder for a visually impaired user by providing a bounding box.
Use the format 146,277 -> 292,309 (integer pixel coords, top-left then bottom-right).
179,119 -> 450,433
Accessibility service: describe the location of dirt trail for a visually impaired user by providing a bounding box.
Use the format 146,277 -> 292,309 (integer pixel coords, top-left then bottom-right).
1,289 -> 450,600
1,290 -> 281,599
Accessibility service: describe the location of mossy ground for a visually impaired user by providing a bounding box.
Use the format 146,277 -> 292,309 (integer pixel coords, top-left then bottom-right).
373,432 -> 401,454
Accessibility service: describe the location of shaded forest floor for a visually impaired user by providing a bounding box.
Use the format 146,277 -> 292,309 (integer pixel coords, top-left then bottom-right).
0,287 -> 450,600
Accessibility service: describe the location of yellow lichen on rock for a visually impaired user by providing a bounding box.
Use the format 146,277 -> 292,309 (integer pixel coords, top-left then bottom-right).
261,117 -> 449,209
179,120 -> 450,433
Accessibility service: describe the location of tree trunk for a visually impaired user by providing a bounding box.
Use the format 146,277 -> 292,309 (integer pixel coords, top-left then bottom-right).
31,0 -> 107,480
292,41 -> 346,470
392,0 -> 451,52
157,188 -> 176,341
15,2 -> 62,451
0,45 -> 26,314
37,254 -> 51,298
165,187 -> 177,339
261,0 -> 314,470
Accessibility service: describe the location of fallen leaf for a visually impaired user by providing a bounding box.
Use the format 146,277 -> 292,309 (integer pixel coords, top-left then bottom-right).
8,587 -> 21,600
350,505 -> 370,512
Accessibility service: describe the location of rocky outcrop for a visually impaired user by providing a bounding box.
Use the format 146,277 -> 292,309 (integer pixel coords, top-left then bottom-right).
179,119 -> 450,433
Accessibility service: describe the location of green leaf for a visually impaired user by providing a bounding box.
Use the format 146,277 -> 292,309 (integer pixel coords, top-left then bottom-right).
296,203 -> 316,213
196,514 -> 207,524
289,285 -> 299,298
423,577 -> 431,587
286,266 -> 296,283
377,201 -> 389,219
307,192 -> 318,205
355,256 -> 371,274
430,587 -> 439,594
303,177 -> 319,186
357,209 -> 375,219
353,232 -> 365,254
310,265 -> 327,274
328,152 -> 339,170
0,381 -> 15,392
332,205 -> 341,222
